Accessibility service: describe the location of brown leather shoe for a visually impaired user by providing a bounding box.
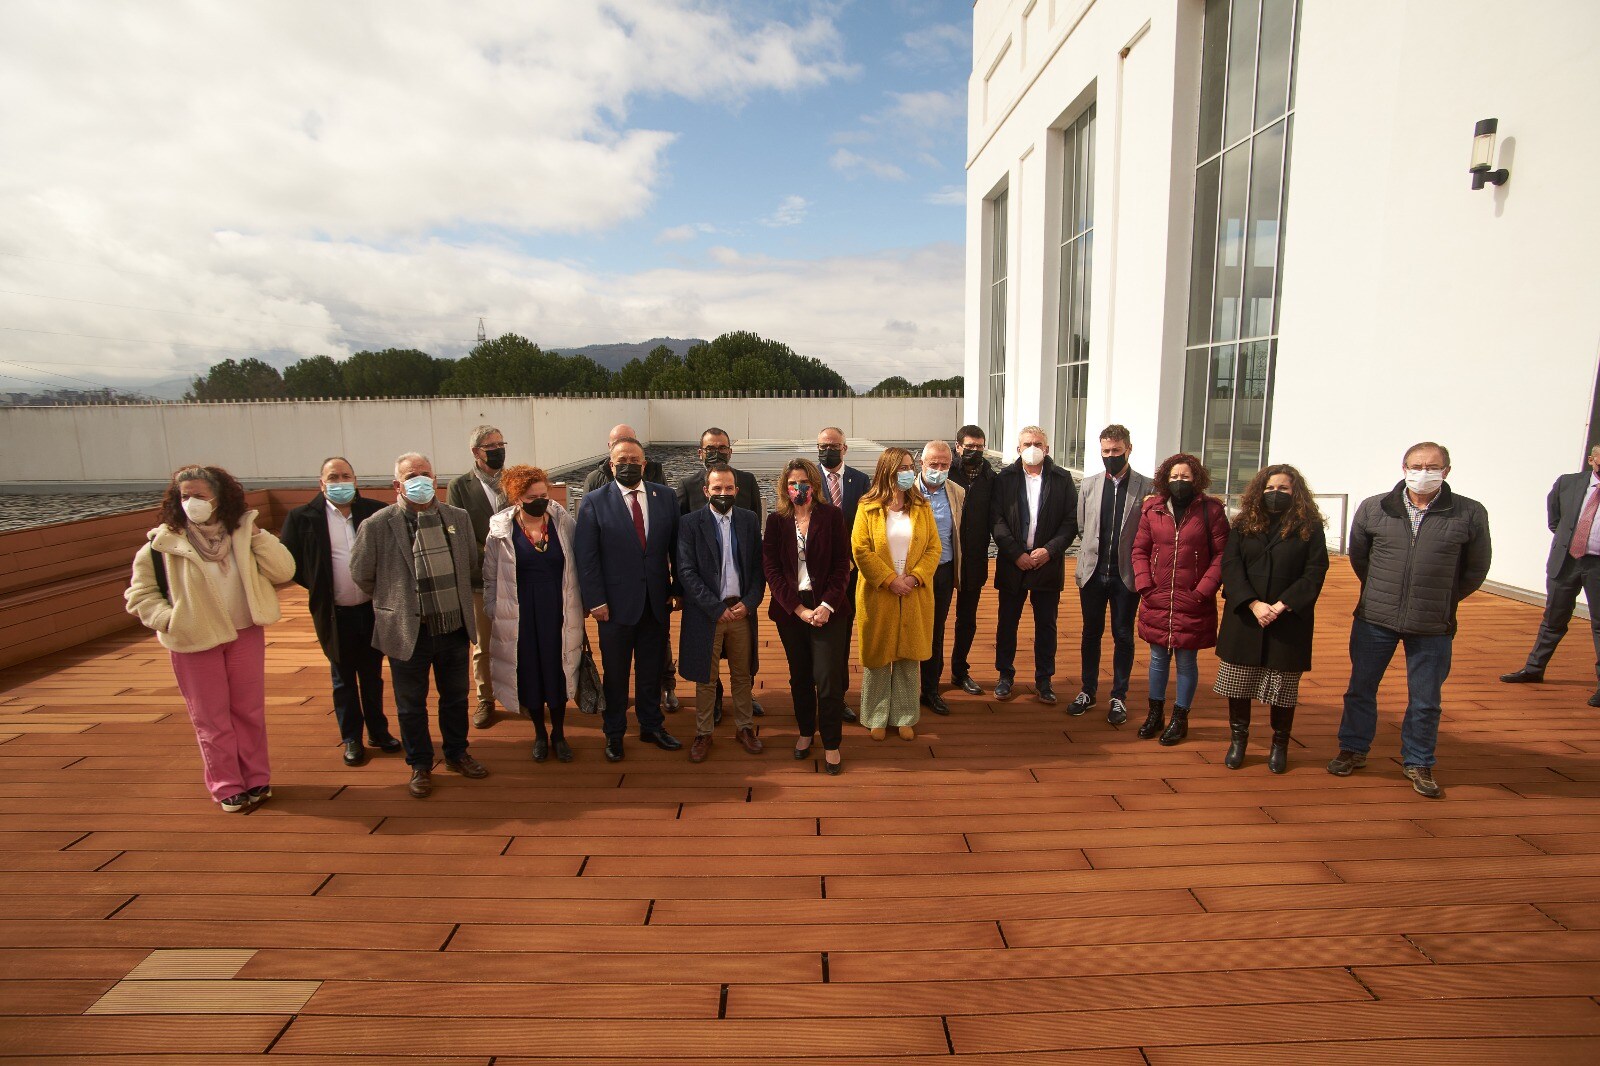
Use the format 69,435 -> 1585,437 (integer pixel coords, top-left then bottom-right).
407,767 -> 432,798
736,726 -> 764,754
471,705 -> 494,729
445,753 -> 489,779
688,734 -> 712,763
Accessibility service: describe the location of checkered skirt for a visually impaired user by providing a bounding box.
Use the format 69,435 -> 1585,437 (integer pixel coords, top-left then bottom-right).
1212,662 -> 1302,707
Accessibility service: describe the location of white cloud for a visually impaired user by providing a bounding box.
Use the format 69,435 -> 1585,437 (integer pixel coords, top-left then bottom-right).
894,23 -> 969,68
926,185 -> 965,206
655,223 -> 716,243
830,149 -> 909,182
762,195 -> 810,227
878,89 -> 966,131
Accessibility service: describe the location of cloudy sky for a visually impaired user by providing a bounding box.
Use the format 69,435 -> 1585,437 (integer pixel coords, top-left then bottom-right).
0,0 -> 969,394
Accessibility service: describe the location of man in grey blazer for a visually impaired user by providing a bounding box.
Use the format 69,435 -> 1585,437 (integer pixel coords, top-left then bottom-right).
351,452 -> 489,798
1072,424 -> 1152,726
1502,444 -> 1600,706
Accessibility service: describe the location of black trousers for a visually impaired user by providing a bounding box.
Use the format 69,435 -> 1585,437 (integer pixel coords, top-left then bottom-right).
834,571 -> 859,699
330,602 -> 390,745
775,593 -> 849,750
1526,555 -> 1600,679
1078,570 -> 1140,700
389,623 -> 470,769
599,606 -> 668,740
951,558 -> 987,680
920,560 -> 958,696
995,585 -> 1061,684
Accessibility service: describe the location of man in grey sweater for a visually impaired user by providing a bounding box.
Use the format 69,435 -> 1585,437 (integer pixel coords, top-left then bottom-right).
1329,441 -> 1492,798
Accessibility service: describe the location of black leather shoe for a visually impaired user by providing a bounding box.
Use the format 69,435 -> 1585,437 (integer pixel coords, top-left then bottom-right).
752,700 -> 765,718
994,679 -> 1014,701
664,690 -> 680,712
823,753 -> 843,776
1137,699 -> 1165,739
640,730 -> 683,752
1590,688 -> 1600,709
921,693 -> 951,716
842,707 -> 860,723
1499,668 -> 1544,684
1159,707 -> 1189,746
604,738 -> 625,762
794,739 -> 814,760
553,738 -> 574,763
1036,684 -> 1057,705
342,739 -> 366,766
373,735 -> 403,754
531,738 -> 549,763
954,675 -> 983,696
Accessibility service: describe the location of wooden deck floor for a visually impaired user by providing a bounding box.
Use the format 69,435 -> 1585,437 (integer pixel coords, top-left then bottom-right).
2,561 -> 1600,1062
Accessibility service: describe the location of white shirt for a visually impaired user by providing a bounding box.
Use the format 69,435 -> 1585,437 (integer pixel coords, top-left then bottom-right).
618,482 -> 650,539
796,524 -> 813,592
1024,469 -> 1043,549
325,499 -> 370,607
887,508 -> 914,576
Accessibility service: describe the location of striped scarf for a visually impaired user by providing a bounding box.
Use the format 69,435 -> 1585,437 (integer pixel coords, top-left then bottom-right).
411,508 -> 464,634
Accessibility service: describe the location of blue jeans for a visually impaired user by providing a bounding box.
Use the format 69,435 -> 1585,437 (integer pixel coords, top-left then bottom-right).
1148,644 -> 1198,707
1338,616 -> 1454,768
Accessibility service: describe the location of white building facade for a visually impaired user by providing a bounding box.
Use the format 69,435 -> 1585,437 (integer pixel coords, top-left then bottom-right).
964,0 -> 1600,598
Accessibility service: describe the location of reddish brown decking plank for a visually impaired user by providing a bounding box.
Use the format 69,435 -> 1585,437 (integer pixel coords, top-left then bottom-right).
502,831 -> 971,856
1327,853 -> 1600,883
1195,875 -> 1600,912
1081,833 -> 1539,869
239,947 -> 822,984
318,872 -> 820,900
446,919 -> 1004,954
649,888 -> 1203,927
0,871 -> 327,895
0,918 -> 453,950
966,818 -> 1431,852
0,1058 -> 491,1066
270,1015 -> 950,1058
1144,1036 -> 1600,1065
0,978 -> 119,1014
0,947 -> 149,980
499,1056 -> 1143,1066
0,894 -> 133,919
1354,960 -> 1600,999
580,848 -> 1091,877
302,980 -> 720,1018
1523,833 -> 1600,855
825,860 -> 1341,899
69,830 -> 514,854
1536,901 -> 1600,928
114,894 -> 648,926
97,849 -> 583,877
376,814 -> 817,837
946,998 -> 1600,1053
821,805 -> 1275,835
1405,929 -> 1600,964
0,1015 -> 287,1056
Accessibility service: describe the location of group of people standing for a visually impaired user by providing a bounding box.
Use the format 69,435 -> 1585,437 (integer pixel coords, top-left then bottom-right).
129,416 -> 1521,814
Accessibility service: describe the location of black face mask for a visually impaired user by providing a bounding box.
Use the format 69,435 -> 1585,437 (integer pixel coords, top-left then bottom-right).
613,462 -> 644,488
522,498 -> 550,518
1167,480 -> 1196,504
708,494 -> 736,514
961,448 -> 985,468
703,449 -> 730,468
482,446 -> 506,471
818,447 -> 842,470
1262,489 -> 1292,514
1102,453 -> 1127,476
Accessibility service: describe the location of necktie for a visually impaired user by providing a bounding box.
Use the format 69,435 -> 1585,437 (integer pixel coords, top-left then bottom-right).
630,490 -> 646,551
830,472 -> 842,508
1571,485 -> 1600,559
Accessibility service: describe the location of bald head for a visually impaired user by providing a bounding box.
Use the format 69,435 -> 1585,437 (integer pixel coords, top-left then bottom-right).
608,424 -> 638,447
922,440 -> 953,463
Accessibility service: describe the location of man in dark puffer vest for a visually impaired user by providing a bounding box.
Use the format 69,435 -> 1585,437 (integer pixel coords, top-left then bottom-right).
1328,441 -> 1491,798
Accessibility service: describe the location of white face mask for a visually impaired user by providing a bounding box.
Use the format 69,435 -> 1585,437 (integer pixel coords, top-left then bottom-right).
1020,445 -> 1045,467
182,496 -> 215,523
1405,469 -> 1445,495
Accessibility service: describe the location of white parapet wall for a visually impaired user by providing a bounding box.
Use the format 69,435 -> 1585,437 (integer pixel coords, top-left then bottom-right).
0,395 -> 961,486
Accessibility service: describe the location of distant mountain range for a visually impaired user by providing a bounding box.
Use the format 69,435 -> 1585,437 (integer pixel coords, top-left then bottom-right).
547,337 -> 705,371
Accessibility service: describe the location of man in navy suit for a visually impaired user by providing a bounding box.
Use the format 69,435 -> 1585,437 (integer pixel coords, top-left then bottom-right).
816,426 -> 871,722
677,464 -> 767,761
573,437 -> 683,761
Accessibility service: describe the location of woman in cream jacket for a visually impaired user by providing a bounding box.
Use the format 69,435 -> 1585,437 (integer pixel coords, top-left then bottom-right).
126,465 -> 295,812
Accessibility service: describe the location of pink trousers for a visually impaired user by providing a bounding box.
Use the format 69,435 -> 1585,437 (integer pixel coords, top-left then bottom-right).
170,625 -> 269,801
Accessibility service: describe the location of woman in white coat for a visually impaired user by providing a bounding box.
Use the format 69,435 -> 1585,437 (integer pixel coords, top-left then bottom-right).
483,465 -> 585,762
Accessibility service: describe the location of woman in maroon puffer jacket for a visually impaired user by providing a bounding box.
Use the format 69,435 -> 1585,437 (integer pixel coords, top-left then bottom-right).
1131,453 -> 1230,746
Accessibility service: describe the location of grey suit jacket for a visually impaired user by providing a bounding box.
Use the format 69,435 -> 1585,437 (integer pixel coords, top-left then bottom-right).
1546,470 -> 1597,579
1074,469 -> 1152,590
349,501 -> 479,660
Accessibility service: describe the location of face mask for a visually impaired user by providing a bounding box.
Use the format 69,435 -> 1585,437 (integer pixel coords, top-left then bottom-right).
895,470 -> 917,491
324,482 -> 356,506
613,462 -> 644,488
961,448 -> 985,468
402,475 -> 436,505
1167,480 -> 1195,504
703,449 -> 730,468
522,498 -> 550,518
788,482 -> 812,505
818,446 -> 842,470
1262,489 -> 1292,514
709,495 -> 736,514
182,496 -> 215,524
1405,469 -> 1444,495
1102,454 -> 1128,476
482,446 -> 505,471
922,468 -> 948,488
1020,445 -> 1045,467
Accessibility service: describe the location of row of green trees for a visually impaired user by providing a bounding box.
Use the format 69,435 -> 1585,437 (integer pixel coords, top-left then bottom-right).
185,331 -> 961,401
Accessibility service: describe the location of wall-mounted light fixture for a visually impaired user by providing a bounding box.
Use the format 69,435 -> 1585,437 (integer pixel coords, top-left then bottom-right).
1470,118 -> 1510,190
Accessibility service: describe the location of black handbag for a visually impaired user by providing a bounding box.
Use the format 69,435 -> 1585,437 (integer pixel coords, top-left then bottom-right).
576,636 -> 605,715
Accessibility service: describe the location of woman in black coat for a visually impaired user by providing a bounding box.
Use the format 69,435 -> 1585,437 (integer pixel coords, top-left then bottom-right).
1214,464 -> 1328,773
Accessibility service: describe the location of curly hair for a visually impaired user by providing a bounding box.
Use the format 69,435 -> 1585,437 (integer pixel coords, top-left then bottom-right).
775,458 -> 822,519
499,464 -> 548,505
862,447 -> 926,507
1234,463 -> 1325,540
1152,453 -> 1211,499
159,464 -> 247,533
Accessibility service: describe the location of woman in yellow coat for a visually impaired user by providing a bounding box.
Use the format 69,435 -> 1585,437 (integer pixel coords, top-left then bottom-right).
852,447 -> 941,741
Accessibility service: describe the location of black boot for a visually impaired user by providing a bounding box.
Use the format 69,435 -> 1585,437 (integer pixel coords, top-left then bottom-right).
1268,705 -> 1295,774
1159,706 -> 1189,746
1137,698 -> 1165,739
1224,698 -> 1250,770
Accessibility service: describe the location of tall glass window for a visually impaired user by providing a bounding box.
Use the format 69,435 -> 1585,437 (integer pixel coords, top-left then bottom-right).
988,190 -> 1009,447
1181,0 -> 1299,496
1054,104 -> 1095,471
